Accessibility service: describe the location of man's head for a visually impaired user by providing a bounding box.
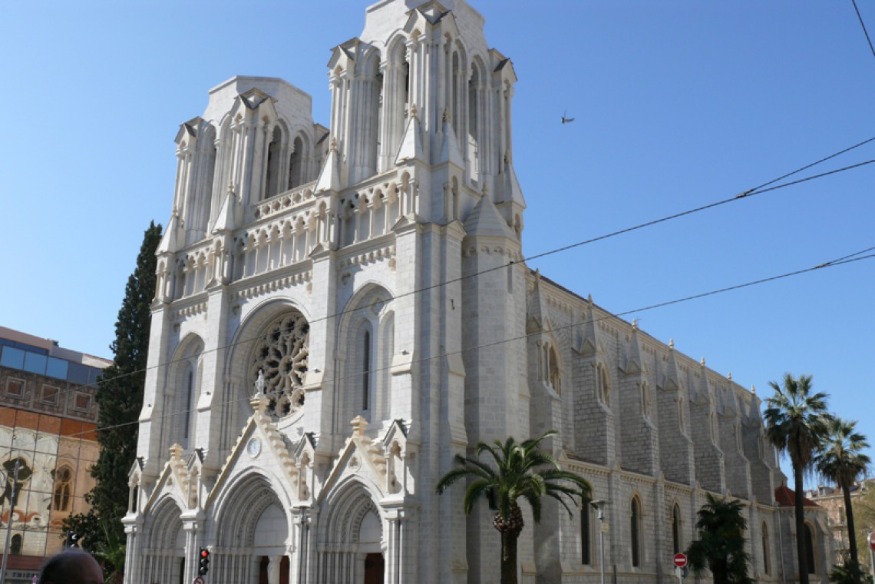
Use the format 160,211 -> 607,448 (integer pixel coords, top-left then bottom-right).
38,549 -> 104,584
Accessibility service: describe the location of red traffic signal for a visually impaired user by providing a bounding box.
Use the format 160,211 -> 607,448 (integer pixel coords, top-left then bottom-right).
198,548 -> 210,575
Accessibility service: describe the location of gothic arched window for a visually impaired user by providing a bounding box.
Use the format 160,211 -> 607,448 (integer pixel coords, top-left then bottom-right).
804,523 -> 816,574
53,465 -> 73,512
598,364 -> 611,405
265,126 -> 284,199
360,325 -> 373,411
10,534 -> 21,555
581,504 -> 592,565
631,497 -> 642,567
672,504 -> 682,554
288,135 -> 306,190
761,522 -> 771,575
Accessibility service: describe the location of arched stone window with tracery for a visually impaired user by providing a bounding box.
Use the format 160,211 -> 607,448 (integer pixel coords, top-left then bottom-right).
671,503 -> 682,554
539,341 -> 560,394
53,465 -> 73,512
250,311 -> 310,418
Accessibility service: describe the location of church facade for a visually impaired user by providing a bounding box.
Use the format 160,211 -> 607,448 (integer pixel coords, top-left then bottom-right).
124,1 -> 832,582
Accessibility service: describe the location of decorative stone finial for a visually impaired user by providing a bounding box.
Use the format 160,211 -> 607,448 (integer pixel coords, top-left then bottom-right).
409,103 -> 418,118
701,357 -> 706,366
751,385 -> 756,395
170,443 -> 183,460
442,108 -> 451,123
330,137 -> 338,152
727,372 -> 732,381
632,319 -> 638,330
351,415 -> 368,437
669,339 -> 675,349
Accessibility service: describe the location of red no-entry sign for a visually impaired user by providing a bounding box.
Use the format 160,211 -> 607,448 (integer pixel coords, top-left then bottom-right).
674,553 -> 688,568
868,532 -> 875,551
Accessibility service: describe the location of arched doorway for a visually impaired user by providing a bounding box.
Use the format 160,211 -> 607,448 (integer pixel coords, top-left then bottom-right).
214,473 -> 291,583
318,482 -> 385,583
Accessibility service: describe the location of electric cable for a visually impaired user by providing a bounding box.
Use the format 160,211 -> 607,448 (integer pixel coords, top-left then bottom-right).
852,0 -> 875,61
55,136 -> 875,401
66,244 -> 875,439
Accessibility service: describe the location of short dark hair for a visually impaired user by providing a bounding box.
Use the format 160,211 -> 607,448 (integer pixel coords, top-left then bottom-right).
38,549 -> 97,584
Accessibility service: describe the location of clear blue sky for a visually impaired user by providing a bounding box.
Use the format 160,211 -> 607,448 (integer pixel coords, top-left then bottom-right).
2,1 -> 873,486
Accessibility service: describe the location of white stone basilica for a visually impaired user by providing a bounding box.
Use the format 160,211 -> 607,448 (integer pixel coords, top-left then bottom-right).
124,1 -> 832,583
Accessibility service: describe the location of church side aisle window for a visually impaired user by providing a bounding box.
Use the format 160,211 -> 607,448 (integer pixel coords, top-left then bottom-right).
630,497 -> 642,568
581,504 -> 592,565
671,504 -> 682,554
761,521 -> 771,575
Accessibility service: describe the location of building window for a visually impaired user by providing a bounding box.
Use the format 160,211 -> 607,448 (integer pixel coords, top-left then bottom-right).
10,534 -> 21,555
540,342 -> 560,394
5,378 -> 24,398
672,504 -> 682,554
183,369 -> 194,441
249,311 -> 310,418
631,497 -> 642,568
804,523 -> 816,574
761,522 -> 771,575
41,384 -> 59,405
597,365 -> 611,405
581,505 -> 592,565
73,392 -> 91,412
361,328 -> 372,411
641,382 -> 651,418
53,466 -> 73,511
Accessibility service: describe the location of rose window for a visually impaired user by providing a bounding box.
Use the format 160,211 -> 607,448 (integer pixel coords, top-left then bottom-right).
250,312 -> 309,417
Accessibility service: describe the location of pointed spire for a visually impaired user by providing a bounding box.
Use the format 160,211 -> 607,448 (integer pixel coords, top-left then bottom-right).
157,206 -> 182,254
502,152 -> 527,208
527,269 -> 549,334
395,105 -> 426,165
315,137 -> 342,193
438,110 -> 464,168
462,191 -> 515,238
624,320 -> 644,375
212,183 -> 240,234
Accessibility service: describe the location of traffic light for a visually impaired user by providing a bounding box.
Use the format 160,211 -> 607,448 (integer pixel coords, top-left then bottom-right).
198,548 -> 210,576
65,531 -> 79,548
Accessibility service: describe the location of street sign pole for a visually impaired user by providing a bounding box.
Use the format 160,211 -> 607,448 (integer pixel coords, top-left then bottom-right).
673,553 -> 688,583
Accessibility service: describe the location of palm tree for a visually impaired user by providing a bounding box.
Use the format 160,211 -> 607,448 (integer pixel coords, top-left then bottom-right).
686,493 -> 754,584
815,416 -> 870,570
764,373 -> 830,584
435,431 -> 591,584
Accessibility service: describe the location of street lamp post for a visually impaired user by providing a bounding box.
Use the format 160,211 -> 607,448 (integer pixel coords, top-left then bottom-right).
591,500 -> 608,584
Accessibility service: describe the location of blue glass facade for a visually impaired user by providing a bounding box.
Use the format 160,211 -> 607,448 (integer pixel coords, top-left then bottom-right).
0,342 -> 104,386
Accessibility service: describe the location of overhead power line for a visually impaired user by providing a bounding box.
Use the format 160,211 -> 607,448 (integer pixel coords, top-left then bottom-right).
74,244 -> 875,439
852,0 -> 875,61
32,134 -> 875,423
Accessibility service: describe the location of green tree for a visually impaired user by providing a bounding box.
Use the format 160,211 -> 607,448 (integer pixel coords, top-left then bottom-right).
830,561 -> 874,584
815,417 -> 870,571
686,493 -> 754,584
64,222 -> 161,566
851,482 -> 875,572
764,373 -> 830,584
435,431 -> 591,584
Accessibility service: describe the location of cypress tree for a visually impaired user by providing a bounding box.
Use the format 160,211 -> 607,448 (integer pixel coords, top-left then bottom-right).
64,221 -> 162,552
